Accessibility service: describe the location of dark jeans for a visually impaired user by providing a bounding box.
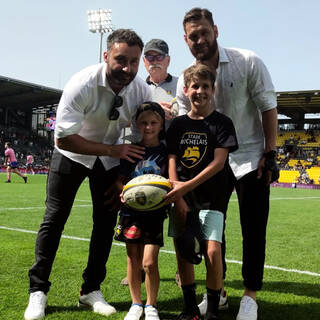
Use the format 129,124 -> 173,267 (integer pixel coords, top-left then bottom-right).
222,167 -> 270,291
28,150 -> 119,294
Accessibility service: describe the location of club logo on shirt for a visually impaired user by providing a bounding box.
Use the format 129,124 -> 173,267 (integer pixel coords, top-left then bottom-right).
180,132 -> 207,168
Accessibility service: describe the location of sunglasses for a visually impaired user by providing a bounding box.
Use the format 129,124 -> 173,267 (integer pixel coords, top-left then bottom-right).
144,54 -> 167,62
109,95 -> 123,120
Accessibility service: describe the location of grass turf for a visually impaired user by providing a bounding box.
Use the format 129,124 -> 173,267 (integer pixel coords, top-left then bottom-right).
0,173 -> 320,319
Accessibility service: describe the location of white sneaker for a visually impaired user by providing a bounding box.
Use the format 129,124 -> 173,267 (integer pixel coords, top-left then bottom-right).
198,292 -> 229,316
236,296 -> 258,320
78,290 -> 116,316
24,291 -> 47,320
124,304 -> 144,320
145,305 -> 160,320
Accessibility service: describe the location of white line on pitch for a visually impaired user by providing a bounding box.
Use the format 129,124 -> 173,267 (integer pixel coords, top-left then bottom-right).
229,196 -> 320,202
2,196 -> 320,212
0,204 -> 91,211
1,225 -> 319,278
269,196 -> 320,200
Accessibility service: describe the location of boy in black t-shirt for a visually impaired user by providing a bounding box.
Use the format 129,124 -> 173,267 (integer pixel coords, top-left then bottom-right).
114,102 -> 169,320
165,64 -> 238,320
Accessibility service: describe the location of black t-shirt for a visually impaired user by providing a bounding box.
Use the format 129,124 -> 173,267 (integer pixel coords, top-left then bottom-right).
166,111 -> 238,211
119,142 -> 168,178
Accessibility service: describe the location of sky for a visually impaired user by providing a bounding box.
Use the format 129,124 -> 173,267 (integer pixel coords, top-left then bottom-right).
1,0 -> 319,92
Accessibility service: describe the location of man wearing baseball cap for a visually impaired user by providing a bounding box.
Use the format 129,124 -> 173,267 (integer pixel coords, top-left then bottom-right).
143,39 -> 179,128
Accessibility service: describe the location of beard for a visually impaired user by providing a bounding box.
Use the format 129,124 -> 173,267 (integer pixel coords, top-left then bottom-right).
191,38 -> 218,62
107,66 -> 137,88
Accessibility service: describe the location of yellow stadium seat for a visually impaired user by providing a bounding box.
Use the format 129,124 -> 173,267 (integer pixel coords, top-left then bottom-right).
307,168 -> 320,184
278,170 -> 300,183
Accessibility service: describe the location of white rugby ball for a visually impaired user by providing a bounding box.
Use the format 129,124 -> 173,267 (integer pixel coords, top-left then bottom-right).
123,174 -> 172,211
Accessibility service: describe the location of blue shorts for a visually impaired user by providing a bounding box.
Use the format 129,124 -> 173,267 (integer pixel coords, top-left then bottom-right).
168,209 -> 224,243
9,161 -> 18,169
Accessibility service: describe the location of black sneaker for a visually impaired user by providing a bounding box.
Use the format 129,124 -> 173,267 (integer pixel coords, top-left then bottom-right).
23,176 -> 28,183
5,180 -> 11,183
177,308 -> 201,320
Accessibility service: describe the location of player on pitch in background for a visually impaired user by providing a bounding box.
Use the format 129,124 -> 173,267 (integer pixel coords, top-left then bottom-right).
165,64 -> 238,320
26,153 -> 35,175
114,102 -> 169,320
4,141 -> 27,183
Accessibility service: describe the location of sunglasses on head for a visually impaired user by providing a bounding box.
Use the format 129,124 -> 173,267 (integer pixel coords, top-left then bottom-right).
109,95 -> 123,121
144,54 -> 167,62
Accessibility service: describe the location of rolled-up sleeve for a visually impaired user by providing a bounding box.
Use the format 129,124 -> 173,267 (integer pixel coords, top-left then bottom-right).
55,81 -> 88,139
247,53 -> 277,113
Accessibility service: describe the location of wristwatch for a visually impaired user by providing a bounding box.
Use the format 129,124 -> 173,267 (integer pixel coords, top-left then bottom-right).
263,150 -> 277,160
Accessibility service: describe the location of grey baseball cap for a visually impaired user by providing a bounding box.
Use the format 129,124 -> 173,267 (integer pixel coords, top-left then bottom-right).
144,39 -> 169,55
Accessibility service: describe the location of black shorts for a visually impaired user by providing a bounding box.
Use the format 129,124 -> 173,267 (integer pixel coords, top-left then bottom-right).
114,213 -> 167,247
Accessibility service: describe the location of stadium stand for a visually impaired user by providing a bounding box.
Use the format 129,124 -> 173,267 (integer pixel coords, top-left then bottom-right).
0,76 -> 60,174
276,127 -> 320,187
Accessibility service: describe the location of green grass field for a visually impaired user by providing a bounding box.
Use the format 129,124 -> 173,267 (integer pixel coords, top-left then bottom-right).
1,173 -> 320,319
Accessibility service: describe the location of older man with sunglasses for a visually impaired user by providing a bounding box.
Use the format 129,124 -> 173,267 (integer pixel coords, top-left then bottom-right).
143,39 -> 179,129
24,29 -> 152,320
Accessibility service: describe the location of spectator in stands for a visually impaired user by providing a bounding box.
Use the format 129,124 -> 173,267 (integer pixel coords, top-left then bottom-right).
26,153 -> 35,175
4,142 -> 27,183
176,8 -> 278,320
24,29 -> 152,320
296,160 -> 303,169
301,171 -> 310,184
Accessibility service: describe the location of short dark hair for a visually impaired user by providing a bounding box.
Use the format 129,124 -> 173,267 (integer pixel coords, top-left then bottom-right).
5,141 -> 10,147
107,29 -> 144,52
183,64 -> 216,89
183,7 -> 214,32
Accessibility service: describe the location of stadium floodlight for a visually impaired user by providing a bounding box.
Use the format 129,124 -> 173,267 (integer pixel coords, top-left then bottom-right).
87,9 -> 113,62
